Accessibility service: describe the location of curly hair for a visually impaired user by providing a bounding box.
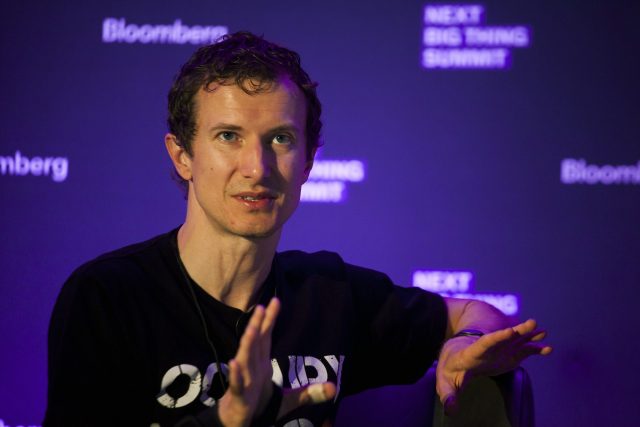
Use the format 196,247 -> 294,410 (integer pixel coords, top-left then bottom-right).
167,31 -> 322,191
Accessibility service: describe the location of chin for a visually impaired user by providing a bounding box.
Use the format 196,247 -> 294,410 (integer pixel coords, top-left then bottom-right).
233,224 -> 280,240
241,229 -> 276,239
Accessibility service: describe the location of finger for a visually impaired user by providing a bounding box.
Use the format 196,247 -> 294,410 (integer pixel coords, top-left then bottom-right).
248,304 -> 266,333
436,379 -> 459,416
481,321 -> 542,352
463,327 -> 516,356
228,359 -> 245,396
261,297 -> 280,335
237,322 -> 258,360
240,305 -> 265,363
512,319 -> 538,335
478,327 -> 547,363
278,383 -> 336,419
516,344 -> 546,360
507,327 -> 551,360
443,394 -> 459,417
259,298 -> 280,360
300,382 -> 336,405
530,329 -> 547,342
462,328 -> 529,365
435,360 -> 462,415
509,328 -> 546,348
513,342 -> 554,362
487,327 -> 516,345
235,323 -> 259,380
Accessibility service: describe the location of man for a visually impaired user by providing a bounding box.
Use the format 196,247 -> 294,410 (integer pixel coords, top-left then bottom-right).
45,32 -> 551,427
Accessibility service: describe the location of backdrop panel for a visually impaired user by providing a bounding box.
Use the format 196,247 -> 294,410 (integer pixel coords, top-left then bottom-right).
1,1 -> 638,426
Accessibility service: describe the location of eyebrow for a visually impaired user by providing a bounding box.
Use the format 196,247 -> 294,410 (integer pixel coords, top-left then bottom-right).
207,123 -> 302,138
269,124 -> 302,135
207,123 -> 243,138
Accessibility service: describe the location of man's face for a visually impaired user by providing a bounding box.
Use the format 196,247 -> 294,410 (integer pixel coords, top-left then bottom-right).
178,78 -> 312,239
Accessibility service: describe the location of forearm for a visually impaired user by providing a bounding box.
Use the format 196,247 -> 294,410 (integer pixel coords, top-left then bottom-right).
443,297 -> 513,339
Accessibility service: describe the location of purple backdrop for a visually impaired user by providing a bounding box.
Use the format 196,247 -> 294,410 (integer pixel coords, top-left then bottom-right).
1,0 -> 639,426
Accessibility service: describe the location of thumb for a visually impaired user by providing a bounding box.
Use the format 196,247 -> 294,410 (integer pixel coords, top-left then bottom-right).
278,383 -> 337,419
442,393 -> 459,416
437,378 -> 460,417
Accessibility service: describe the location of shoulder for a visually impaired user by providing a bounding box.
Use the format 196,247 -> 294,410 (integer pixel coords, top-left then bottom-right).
276,250 -> 390,281
51,229 -> 180,330
58,228 -> 179,306
277,249 -> 345,279
276,250 -> 398,294
71,228 -> 177,282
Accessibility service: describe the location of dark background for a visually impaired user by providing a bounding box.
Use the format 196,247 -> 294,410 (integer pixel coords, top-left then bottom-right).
1,1 -> 638,425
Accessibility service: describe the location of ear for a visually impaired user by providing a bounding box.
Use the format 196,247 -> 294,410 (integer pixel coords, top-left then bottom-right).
165,133 -> 192,181
302,147 -> 317,183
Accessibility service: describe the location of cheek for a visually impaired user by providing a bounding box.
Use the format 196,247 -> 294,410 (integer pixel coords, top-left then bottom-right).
282,166 -> 307,188
194,151 -> 233,177
282,153 -> 310,182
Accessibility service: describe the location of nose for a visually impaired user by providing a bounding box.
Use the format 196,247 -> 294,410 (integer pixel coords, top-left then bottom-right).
238,139 -> 272,180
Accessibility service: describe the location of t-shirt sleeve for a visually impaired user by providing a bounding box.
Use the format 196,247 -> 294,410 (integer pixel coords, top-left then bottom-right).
342,263 -> 448,395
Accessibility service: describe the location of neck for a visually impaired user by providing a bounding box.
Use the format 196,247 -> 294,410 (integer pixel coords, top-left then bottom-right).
176,219 -> 280,312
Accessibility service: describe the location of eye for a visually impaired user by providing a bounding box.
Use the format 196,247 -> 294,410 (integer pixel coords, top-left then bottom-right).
217,131 -> 238,142
272,134 -> 293,145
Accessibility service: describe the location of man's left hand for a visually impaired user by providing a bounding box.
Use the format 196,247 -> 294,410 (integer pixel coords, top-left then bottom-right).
436,318 -> 552,415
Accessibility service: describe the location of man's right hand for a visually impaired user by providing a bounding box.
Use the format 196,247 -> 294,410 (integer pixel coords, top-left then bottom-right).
217,298 -> 336,427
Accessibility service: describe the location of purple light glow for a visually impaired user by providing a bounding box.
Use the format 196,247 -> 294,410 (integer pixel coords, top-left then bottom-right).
412,270 -> 473,293
412,269 -> 519,315
422,4 -> 531,70
440,292 -> 520,316
561,158 -> 640,185
301,159 -> 366,203
101,17 -> 228,45
422,48 -> 510,69
301,181 -> 346,203
424,5 -> 484,26
0,150 -> 69,182
0,420 -> 41,427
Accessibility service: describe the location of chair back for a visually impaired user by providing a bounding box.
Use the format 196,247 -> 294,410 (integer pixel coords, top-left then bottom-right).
334,363 -> 535,427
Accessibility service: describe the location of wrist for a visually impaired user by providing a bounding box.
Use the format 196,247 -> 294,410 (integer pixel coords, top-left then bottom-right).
452,329 -> 485,339
217,393 -> 250,427
440,330 -> 484,362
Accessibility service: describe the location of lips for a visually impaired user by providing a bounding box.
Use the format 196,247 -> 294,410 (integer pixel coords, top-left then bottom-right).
233,191 -> 278,209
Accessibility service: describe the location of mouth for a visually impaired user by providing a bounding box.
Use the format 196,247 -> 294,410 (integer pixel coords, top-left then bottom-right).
233,192 -> 278,209
238,195 -> 270,202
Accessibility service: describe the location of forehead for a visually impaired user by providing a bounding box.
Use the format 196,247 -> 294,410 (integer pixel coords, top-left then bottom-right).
193,78 -> 307,130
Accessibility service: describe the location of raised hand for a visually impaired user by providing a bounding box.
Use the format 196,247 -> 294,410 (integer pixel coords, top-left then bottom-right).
436,318 -> 552,415
217,298 -> 336,426
217,297 -> 280,427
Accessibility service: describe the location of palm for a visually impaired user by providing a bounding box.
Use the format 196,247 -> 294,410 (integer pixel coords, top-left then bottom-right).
436,319 -> 552,412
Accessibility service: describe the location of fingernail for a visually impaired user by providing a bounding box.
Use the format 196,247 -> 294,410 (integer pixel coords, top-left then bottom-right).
307,383 -> 328,403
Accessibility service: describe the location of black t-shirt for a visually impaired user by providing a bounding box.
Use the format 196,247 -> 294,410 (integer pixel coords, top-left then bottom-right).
44,229 -> 447,426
